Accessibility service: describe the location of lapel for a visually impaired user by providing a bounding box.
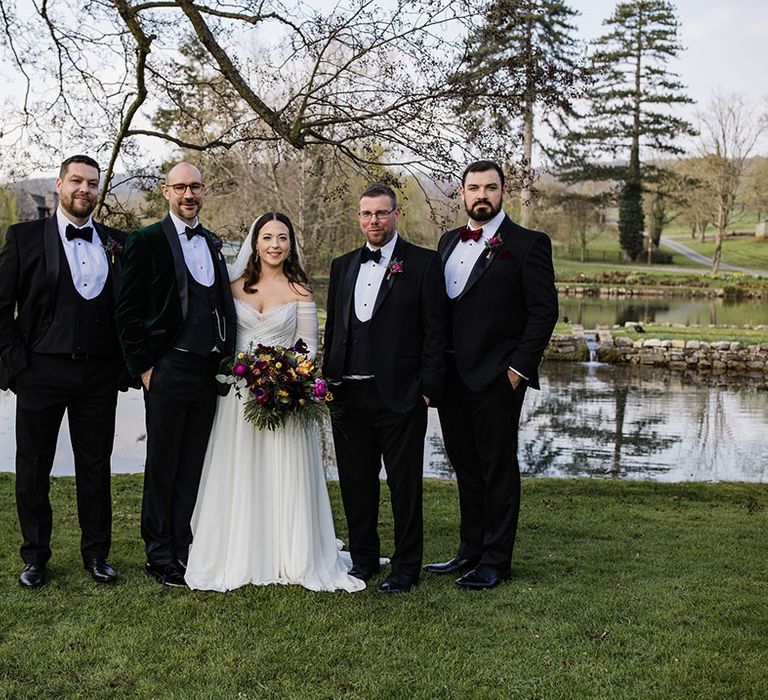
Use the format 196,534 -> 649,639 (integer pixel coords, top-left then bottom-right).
92,222 -> 121,296
339,250 -> 361,340
372,236 -> 406,318
458,215 -> 511,301
201,226 -> 228,289
439,230 -> 460,265
161,214 -> 189,318
42,214 -> 60,318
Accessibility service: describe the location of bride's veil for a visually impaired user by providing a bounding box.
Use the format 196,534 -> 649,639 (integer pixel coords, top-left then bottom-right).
226,221 -> 256,283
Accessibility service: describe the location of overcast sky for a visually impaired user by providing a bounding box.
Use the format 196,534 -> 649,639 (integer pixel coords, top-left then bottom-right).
1,0 -> 766,178
577,0 -> 767,116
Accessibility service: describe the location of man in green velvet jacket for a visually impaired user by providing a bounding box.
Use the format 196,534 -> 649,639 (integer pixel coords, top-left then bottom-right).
115,162 -> 236,587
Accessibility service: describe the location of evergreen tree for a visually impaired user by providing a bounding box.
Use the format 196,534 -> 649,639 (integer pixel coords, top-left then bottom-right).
559,0 -> 694,260
453,0 -> 584,225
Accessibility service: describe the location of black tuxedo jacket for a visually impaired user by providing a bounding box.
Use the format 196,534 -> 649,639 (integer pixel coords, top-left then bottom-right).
114,214 -> 236,378
438,215 -> 558,392
0,214 -> 127,391
323,237 -> 448,413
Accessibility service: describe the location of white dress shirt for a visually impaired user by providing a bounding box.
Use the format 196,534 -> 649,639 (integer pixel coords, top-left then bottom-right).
444,209 -> 505,300
169,211 -> 215,287
56,207 -> 109,300
354,232 -> 399,322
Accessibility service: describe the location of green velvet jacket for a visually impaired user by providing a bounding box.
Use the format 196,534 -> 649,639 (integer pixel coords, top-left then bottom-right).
114,214 -> 236,378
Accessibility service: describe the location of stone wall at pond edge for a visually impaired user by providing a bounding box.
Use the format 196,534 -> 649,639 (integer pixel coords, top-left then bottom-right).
545,331 -> 768,374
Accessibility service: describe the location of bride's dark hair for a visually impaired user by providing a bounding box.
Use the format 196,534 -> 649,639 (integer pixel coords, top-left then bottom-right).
242,212 -> 311,296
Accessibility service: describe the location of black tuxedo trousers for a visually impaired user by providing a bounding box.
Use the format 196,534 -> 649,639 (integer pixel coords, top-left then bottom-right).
15,352 -> 123,565
331,379 -> 427,578
437,358 -> 527,571
141,349 -> 219,566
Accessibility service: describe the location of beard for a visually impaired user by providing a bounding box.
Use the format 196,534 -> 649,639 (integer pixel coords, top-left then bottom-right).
465,198 -> 502,223
61,192 -> 96,219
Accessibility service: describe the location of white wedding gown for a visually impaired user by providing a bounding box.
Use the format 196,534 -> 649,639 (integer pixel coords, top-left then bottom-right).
185,300 -> 364,593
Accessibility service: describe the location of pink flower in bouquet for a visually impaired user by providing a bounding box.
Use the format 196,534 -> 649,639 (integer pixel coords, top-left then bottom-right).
233,363 -> 249,377
313,378 -> 328,399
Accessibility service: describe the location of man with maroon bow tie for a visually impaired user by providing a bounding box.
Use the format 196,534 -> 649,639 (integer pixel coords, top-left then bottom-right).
424,160 -> 558,589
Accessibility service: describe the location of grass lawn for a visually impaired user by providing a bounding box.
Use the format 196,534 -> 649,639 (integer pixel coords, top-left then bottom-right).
551,322 -> 768,345
661,235 -> 768,272
1,474 -> 766,698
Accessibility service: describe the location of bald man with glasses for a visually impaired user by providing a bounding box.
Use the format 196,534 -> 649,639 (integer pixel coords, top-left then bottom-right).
115,162 -> 236,587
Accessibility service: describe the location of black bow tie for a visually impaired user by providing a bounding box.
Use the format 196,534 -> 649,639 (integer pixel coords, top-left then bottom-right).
361,247 -> 382,264
458,226 -> 483,243
65,224 -> 93,243
184,224 -> 204,241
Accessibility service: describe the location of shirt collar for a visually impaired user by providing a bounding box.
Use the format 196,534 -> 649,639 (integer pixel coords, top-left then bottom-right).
169,210 -> 199,236
466,209 -> 505,239
56,207 -> 94,239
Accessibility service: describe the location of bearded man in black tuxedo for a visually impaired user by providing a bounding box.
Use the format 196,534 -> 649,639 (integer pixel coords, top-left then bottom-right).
0,155 -> 127,588
323,183 -> 448,593
424,160 -> 558,590
115,162 -> 235,587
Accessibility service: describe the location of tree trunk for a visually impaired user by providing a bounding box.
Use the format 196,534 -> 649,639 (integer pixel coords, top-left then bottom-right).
711,204 -> 726,274
519,102 -> 534,227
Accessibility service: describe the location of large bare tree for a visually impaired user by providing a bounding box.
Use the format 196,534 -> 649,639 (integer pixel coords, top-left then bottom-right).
0,0 -> 497,216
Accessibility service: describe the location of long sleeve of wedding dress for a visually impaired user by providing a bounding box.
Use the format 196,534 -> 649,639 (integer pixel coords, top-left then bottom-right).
295,301 -> 319,359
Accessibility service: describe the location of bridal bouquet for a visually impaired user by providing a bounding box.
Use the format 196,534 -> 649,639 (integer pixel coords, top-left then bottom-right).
216,339 -> 333,430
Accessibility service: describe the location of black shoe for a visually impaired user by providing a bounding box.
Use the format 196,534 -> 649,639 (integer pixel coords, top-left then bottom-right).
455,565 -> 510,590
377,573 -> 417,593
145,561 -> 187,588
19,564 -> 46,589
86,559 -> 118,583
348,564 -> 380,582
423,556 -> 478,575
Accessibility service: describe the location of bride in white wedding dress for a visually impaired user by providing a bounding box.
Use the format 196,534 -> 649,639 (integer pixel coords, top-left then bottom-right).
185,212 -> 364,593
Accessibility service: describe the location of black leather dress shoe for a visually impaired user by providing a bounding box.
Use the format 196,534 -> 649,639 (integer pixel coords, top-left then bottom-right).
19,564 -> 46,589
348,564 -> 380,582
423,556 -> 479,575
145,561 -> 187,588
455,565 -> 510,590
377,573 -> 417,593
86,559 -> 118,583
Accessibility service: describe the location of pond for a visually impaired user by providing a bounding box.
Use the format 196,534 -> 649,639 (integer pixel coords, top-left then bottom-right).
557,296 -> 766,328
1,362 -> 765,483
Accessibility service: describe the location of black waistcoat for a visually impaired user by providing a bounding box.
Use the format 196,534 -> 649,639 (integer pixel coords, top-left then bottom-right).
174,268 -> 225,356
343,308 -> 374,375
34,241 -> 117,355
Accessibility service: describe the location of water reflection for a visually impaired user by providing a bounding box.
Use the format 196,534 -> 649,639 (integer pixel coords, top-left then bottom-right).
1,362 -> 766,482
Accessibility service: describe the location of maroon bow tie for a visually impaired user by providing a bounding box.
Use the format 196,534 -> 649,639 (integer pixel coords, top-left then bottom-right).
458,226 -> 482,242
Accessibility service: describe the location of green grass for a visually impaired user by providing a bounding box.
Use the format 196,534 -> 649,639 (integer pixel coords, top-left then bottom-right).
1,474 -> 766,698
662,234 -> 768,271
554,227 -> 768,274
552,322 -> 768,344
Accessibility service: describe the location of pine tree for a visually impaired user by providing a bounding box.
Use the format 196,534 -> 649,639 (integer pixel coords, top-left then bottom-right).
453,0 -> 584,225
559,0 -> 694,260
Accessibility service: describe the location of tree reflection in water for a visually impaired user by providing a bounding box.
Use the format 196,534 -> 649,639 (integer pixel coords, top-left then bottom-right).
426,363 -> 768,483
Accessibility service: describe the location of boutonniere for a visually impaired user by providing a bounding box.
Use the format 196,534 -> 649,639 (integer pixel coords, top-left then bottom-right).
101,237 -> 124,264
484,236 -> 503,259
202,230 -> 224,253
386,257 -> 404,280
